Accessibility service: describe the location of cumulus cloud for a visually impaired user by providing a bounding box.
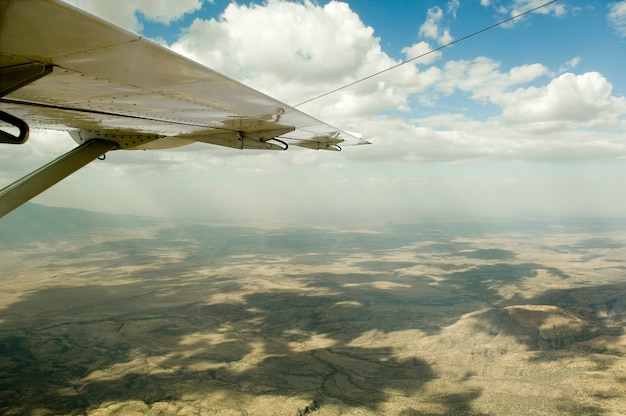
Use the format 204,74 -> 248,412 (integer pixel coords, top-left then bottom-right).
401,41 -> 442,65
172,1 -> 379,82
506,0 -> 567,18
62,0 -> 205,32
608,1 -> 626,36
346,108 -> 626,165
501,72 -> 626,126
170,0 -> 429,119
485,0 -> 567,27
421,57 -> 549,108
418,7 -> 454,45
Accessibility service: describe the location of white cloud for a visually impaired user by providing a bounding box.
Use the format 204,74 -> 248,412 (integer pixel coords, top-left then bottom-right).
402,41 -> 442,65
418,7 -> 454,45
487,0 -> 568,28
345,107 -> 626,165
170,0 -> 429,119
419,7 -> 443,40
62,0 -> 204,32
431,57 -> 549,104
608,1 -> 626,37
173,1 -> 380,84
448,0 -> 461,18
558,56 -> 581,73
506,0 -> 567,18
501,72 -> 626,126
0,130 -> 75,181
134,0 -> 204,23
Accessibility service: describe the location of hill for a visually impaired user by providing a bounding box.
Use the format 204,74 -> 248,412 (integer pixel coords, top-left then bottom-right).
0,203 -> 153,246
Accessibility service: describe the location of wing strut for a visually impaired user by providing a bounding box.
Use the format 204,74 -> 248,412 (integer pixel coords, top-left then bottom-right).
0,139 -> 117,218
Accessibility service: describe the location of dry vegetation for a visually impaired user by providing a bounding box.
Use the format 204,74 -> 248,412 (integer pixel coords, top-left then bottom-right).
1,217 -> 625,415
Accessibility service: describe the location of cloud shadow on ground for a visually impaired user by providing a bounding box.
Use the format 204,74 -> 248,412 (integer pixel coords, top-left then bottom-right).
1,220 -> 625,414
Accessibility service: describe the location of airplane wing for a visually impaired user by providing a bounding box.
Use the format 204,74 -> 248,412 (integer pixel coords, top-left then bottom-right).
0,0 -> 368,218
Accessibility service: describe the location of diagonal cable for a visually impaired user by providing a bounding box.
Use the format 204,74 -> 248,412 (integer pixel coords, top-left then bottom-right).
294,0 -> 560,107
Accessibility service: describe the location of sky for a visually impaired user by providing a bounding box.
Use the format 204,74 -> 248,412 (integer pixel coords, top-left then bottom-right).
2,0 -> 626,226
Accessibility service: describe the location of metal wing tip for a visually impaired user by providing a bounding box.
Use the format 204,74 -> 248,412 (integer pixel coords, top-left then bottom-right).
344,130 -> 370,145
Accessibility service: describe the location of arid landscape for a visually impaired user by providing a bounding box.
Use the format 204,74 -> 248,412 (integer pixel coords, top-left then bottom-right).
1,205 -> 625,415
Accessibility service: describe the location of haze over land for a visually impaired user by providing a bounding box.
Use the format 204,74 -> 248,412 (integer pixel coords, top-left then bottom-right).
1,204 -> 625,415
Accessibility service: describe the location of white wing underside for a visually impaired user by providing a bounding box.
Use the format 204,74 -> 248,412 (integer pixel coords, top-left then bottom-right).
0,0 -> 367,151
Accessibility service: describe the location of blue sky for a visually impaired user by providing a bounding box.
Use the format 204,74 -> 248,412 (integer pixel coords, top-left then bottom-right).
2,0 -> 626,225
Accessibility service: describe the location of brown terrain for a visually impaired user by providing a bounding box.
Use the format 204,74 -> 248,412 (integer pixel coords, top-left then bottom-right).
0,207 -> 625,415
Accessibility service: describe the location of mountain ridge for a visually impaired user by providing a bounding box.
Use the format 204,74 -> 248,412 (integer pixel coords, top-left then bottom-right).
0,203 -> 154,246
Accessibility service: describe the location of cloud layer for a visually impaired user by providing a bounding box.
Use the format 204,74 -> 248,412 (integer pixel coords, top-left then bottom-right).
3,0 -> 626,222
164,1 -> 626,164
34,0 -> 623,169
